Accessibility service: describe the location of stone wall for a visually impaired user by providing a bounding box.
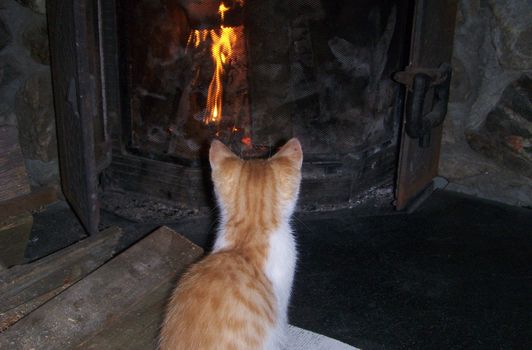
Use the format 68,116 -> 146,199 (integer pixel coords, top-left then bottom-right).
0,0 -> 58,189
440,0 -> 532,207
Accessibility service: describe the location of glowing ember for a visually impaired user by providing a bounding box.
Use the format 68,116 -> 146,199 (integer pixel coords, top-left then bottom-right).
241,136 -> 252,146
186,2 -> 244,126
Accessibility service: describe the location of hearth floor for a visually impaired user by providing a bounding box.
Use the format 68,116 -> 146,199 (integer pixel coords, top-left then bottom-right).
290,190 -> 532,350
23,190 -> 532,349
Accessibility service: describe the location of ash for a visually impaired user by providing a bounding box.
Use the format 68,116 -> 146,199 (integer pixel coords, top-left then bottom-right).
100,189 -> 209,223
299,185 -> 394,213
349,185 -> 394,208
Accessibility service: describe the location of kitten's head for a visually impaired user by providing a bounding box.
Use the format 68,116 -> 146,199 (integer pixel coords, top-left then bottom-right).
209,138 -> 303,222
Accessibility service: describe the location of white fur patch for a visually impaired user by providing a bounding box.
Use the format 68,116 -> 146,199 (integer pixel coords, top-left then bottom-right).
262,222 -> 297,349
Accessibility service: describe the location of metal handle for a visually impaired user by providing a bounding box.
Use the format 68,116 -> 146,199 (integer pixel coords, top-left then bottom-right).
395,63 -> 452,148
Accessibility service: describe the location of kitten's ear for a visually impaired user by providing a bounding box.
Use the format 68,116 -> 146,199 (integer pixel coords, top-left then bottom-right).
210,139 -> 238,169
272,138 -> 303,169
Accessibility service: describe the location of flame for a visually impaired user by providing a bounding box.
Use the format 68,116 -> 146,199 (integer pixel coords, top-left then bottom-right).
187,29 -> 207,49
186,2 -> 243,125
206,26 -> 237,124
218,3 -> 230,21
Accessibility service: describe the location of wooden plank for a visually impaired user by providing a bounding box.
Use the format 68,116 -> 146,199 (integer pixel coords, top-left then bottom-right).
75,278 -> 175,350
0,126 -> 31,203
0,226 -> 203,349
0,186 -> 59,219
0,284 -> 65,332
0,226 -> 122,331
47,0 -> 104,234
0,212 -> 32,268
104,153 -> 211,208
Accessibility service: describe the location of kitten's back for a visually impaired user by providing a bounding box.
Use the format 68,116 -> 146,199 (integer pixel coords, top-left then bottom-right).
160,251 -> 276,350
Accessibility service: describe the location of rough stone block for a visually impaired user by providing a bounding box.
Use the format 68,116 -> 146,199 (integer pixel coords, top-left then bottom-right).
0,126 -> 31,202
0,18 -> 11,49
22,19 -> 49,65
467,75 -> 532,178
14,0 -> 46,15
488,0 -> 532,70
15,70 -> 57,162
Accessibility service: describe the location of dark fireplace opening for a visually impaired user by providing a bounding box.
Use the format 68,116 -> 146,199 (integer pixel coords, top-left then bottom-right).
102,0 -> 414,211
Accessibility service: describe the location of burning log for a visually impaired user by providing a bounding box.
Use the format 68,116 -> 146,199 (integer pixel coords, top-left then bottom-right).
175,0 -> 251,153
126,0 -> 251,159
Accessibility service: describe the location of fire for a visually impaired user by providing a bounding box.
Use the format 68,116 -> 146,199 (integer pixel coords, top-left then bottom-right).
218,3 -> 230,21
187,2 -> 243,125
206,25 -> 237,124
187,30 -> 208,48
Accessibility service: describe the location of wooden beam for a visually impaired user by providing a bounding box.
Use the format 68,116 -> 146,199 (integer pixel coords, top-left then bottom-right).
0,226 -> 122,331
0,187 -> 59,219
0,226 -> 203,348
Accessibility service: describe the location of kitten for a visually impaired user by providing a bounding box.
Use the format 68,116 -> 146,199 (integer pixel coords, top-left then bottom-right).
159,138 -> 303,350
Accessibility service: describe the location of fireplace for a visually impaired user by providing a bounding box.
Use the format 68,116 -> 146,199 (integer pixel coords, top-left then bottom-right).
106,0 -> 412,200
46,0 -> 457,234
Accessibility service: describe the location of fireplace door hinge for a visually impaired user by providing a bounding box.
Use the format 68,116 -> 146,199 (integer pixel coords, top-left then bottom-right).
394,63 -> 452,148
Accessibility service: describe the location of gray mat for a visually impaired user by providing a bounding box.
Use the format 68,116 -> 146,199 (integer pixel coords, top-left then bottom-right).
287,325 -> 360,350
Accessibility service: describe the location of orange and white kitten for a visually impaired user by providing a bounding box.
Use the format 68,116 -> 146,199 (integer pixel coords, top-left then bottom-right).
160,138 -> 303,350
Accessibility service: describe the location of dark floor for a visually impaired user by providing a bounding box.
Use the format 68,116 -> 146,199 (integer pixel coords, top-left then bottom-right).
290,190 -> 532,350
24,190 -> 532,349
25,201 -> 88,261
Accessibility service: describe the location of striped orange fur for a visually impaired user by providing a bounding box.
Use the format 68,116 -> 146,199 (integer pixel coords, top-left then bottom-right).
160,138 -> 303,350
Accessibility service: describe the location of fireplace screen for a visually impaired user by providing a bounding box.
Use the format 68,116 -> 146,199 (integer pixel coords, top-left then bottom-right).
46,0 -> 457,233
118,0 -> 412,161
